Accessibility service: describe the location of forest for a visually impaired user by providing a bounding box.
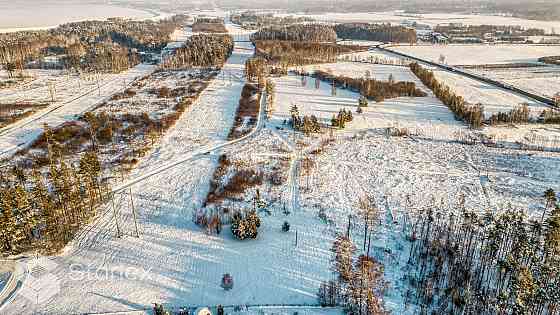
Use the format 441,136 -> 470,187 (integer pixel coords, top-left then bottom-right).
254,41 -> 363,68
251,24 -> 337,42
230,12 -> 313,29
0,15 -> 189,74
161,35 -> 234,69
406,190 -> 560,314
334,23 -> 417,44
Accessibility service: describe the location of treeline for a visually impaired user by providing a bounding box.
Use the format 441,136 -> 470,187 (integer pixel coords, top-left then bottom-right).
435,24 -> 546,40
161,35 -> 233,69
255,41 -> 362,68
0,15 -> 189,74
251,24 -> 337,42
541,109 -> 560,124
192,17 -> 227,33
407,189 -> 560,314
409,62 -> 484,128
334,23 -> 417,43
539,56 -> 560,65
230,12 -> 313,29
488,104 -> 530,125
312,70 -> 427,102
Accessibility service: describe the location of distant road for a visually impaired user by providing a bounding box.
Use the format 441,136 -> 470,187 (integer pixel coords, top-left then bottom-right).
378,45 -> 558,107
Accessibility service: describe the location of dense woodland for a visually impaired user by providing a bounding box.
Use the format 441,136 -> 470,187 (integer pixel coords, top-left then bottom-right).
407,190 -> 560,314
255,41 -> 363,68
162,35 -> 234,69
230,12 -> 313,29
251,24 -> 337,42
0,15 -> 189,74
335,23 -> 417,44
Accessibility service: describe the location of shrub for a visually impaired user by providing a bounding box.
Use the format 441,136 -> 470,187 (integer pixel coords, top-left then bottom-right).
282,221 -> 290,232
231,210 -> 261,240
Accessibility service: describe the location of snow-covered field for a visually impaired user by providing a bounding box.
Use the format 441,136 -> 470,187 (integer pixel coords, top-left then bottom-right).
476,66 -> 560,99
276,11 -> 560,34
0,2 -> 155,33
432,68 -> 550,118
3,15 -> 560,315
301,62 -> 418,82
272,72 -> 458,131
392,44 -> 560,65
0,64 -> 155,157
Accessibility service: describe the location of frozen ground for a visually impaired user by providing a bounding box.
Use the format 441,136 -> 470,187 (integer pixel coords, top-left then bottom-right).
392,44 -> 560,65
432,68 -> 550,118
0,2 -> 155,33
476,66 -> 560,99
0,64 -> 155,157
276,11 -> 560,34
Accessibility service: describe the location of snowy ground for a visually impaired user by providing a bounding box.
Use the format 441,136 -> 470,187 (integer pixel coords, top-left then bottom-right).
475,66 -> 560,99
0,64 -> 155,157
432,68 -> 550,118
392,44 -> 560,65
3,18 -> 560,315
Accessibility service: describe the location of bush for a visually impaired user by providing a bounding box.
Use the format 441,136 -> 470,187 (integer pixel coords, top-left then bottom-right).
282,221 -> 290,232
231,210 -> 261,240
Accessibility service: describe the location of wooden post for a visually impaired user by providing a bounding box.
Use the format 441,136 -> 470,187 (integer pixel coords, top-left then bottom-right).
112,193 -> 121,238
129,188 -> 140,238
